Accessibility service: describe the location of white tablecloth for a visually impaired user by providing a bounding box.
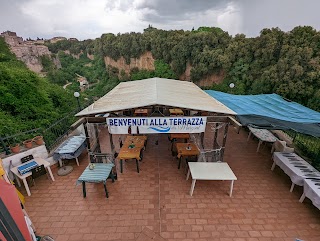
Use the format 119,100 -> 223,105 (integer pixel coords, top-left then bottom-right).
272,152 -> 320,186
302,179 -> 320,210
53,135 -> 86,161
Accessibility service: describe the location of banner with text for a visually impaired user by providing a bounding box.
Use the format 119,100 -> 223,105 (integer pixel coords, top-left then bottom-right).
107,117 -> 207,134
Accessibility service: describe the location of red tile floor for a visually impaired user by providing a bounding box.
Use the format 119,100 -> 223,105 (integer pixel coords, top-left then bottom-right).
23,127 -> 320,241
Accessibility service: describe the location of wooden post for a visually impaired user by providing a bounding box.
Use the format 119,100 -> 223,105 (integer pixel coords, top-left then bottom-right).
94,124 -> 101,153
220,123 -> 229,162
83,120 -> 91,151
213,123 -> 219,149
200,132 -> 204,149
108,130 -> 115,155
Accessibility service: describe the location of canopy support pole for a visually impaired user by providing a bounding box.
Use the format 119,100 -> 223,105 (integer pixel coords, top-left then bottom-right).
94,124 -> 101,153
221,123 -> 229,162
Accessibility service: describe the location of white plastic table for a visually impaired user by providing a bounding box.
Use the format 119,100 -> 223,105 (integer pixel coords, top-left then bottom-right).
247,127 -> 278,152
186,162 -> 237,197
11,158 -> 55,196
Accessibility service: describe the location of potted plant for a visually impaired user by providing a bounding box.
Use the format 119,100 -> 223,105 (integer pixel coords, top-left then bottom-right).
23,139 -> 33,148
33,135 -> 44,145
9,143 -> 20,154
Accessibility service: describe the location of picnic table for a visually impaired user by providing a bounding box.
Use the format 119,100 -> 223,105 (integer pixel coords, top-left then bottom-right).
247,126 -> 278,152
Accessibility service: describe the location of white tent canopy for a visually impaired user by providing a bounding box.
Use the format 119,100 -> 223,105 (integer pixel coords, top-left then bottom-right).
75,78 -> 235,117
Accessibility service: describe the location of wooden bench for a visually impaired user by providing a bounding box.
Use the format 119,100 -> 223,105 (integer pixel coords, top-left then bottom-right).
270,130 -> 294,147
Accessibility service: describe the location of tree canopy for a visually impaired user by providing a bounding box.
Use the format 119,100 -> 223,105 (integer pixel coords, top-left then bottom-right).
91,26 -> 320,111
3,25 -> 320,138
0,38 -> 76,138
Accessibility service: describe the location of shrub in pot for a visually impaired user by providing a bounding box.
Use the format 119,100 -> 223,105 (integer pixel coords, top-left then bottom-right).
33,136 -> 44,145
23,139 -> 33,148
10,143 -> 20,154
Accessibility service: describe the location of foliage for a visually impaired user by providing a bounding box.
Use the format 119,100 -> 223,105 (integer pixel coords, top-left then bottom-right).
2,25 -> 320,164
292,133 -> 320,170
40,55 -> 56,72
46,39 -> 94,55
130,60 -> 177,80
0,37 -> 76,137
94,26 -> 320,112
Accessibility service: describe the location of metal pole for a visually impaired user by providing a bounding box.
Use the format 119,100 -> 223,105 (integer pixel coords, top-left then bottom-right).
76,98 -> 81,111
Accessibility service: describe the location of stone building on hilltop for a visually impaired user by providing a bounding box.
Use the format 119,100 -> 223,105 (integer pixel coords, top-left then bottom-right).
50,37 -> 67,43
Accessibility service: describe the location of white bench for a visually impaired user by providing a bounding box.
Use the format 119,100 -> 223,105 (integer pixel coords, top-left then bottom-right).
271,130 -> 294,147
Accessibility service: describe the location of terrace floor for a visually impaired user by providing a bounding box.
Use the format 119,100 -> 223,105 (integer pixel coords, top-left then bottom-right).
23,127 -> 320,241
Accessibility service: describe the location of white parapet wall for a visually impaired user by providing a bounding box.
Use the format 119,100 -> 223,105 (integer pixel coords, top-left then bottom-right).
2,123 -> 87,178
2,144 -> 55,176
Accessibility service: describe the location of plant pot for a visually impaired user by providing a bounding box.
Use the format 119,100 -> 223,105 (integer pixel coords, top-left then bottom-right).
33,136 -> 44,145
23,139 -> 33,148
10,144 -> 20,154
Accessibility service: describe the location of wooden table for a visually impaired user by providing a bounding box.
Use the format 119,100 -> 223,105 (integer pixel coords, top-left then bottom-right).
169,108 -> 184,116
77,163 -> 115,198
169,133 -> 190,156
176,143 -> 199,169
124,135 -> 147,149
11,158 -> 55,196
118,135 -> 147,173
186,162 -> 237,196
134,108 -> 148,117
168,133 -> 190,142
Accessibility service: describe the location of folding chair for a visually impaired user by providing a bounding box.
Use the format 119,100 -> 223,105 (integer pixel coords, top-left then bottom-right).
21,155 -> 34,163
31,165 -> 49,185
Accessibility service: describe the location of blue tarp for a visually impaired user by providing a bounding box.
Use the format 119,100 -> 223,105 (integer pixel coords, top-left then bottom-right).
205,90 -> 320,137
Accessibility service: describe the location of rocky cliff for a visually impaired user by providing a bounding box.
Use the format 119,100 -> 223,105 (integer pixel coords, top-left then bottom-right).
105,52 -> 224,87
104,51 -> 155,74
0,31 -> 52,73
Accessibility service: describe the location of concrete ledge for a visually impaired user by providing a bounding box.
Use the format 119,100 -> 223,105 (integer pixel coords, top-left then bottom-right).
1,145 -> 54,175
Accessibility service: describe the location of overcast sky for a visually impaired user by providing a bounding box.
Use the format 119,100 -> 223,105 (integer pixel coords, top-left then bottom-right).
1,0 -> 320,40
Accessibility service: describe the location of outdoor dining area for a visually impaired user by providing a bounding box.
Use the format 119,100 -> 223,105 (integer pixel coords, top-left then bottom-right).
9,127 -> 319,241
1,78 -> 320,241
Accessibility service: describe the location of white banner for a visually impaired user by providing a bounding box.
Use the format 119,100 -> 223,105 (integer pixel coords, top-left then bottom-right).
107,117 -> 207,134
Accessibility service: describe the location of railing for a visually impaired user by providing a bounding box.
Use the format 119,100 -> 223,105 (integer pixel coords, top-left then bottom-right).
42,110 -> 78,152
294,133 -> 320,170
0,128 -> 42,155
0,109 -> 78,155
